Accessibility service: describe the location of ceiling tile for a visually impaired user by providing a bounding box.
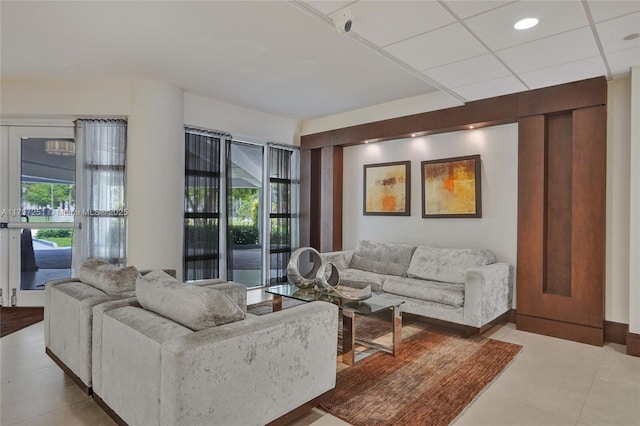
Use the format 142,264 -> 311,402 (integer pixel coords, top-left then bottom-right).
465,0 -> 589,51
385,23 -> 488,71
587,0 -> 640,23
350,1 -> 455,47
596,12 -> 640,54
304,1 -> 352,15
442,0 -> 514,19
497,27 -> 600,74
519,56 -> 606,89
423,54 -> 512,88
606,47 -> 640,77
452,75 -> 526,101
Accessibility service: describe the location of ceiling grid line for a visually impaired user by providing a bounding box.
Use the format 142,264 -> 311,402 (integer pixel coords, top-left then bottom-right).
581,0 -> 613,79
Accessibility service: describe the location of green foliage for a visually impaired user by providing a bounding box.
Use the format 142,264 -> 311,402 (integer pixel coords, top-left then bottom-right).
36,229 -> 73,238
22,183 -> 75,207
231,188 -> 259,225
229,225 -> 259,245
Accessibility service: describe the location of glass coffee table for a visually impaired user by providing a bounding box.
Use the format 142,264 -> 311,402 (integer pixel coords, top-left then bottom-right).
266,284 -> 404,365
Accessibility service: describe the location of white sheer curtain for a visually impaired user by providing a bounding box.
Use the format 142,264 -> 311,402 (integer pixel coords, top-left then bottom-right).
267,143 -> 300,285
72,119 -> 127,272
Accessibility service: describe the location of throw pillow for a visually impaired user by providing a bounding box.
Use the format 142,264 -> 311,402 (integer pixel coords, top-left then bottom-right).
77,259 -> 140,294
136,270 -> 245,331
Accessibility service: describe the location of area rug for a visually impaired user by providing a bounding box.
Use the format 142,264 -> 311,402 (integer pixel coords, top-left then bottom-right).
0,307 -> 44,338
321,325 -> 522,426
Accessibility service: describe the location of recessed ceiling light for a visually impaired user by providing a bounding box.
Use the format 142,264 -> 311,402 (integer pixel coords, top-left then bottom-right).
514,18 -> 539,30
469,125 -> 474,129
364,140 -> 369,144
624,33 -> 640,41
411,133 -> 417,137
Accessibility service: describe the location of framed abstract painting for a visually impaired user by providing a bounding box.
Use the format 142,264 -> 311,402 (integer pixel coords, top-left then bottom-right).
421,155 -> 481,218
363,161 -> 410,216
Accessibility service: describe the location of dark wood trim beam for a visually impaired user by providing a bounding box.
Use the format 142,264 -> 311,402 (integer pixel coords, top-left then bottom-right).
604,321 -> 628,345
627,332 -> 640,357
300,77 -> 606,150
517,313 -> 603,346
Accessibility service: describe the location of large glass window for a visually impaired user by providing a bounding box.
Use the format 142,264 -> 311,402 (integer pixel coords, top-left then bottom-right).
183,129 -> 299,287
183,128 -> 226,281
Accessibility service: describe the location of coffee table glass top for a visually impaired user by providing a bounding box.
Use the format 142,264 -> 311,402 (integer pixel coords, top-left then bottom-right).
265,284 -> 403,315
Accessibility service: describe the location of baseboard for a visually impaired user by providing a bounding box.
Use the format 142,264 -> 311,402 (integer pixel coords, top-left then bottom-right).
508,308 -> 517,323
266,389 -> 335,426
516,314 -> 603,346
627,332 -> 640,357
93,394 -> 128,426
604,321 -> 628,345
45,347 -> 92,395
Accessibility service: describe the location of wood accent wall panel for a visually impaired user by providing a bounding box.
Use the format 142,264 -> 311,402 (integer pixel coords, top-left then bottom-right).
299,149 -> 311,248
517,106 -> 606,346
299,77 -> 607,347
309,149 -> 321,249
571,106 -> 606,326
319,146 -> 343,252
517,115 -> 546,316
545,113 -> 573,297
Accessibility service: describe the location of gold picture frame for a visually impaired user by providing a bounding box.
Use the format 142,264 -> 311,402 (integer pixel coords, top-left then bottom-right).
421,155 -> 481,218
363,161 -> 410,216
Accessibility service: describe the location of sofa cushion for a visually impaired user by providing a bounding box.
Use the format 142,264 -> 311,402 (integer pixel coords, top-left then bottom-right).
407,246 -> 497,284
382,277 -> 465,308
350,240 -> 415,277
338,268 -> 396,293
135,270 -> 245,331
78,259 -> 140,294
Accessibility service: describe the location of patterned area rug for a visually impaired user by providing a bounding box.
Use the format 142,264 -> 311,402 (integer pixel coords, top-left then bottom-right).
0,307 -> 44,338
321,323 -> 522,426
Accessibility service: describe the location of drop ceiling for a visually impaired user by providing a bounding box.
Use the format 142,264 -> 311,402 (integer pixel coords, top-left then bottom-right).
1,1 -> 638,120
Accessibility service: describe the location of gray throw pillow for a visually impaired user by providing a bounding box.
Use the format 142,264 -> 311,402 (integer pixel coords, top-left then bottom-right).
77,259 -> 140,294
135,270 -> 245,331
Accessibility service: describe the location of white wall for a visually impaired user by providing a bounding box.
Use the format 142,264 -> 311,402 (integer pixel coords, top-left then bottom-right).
301,91 -> 462,136
0,79 -> 299,281
127,81 -> 185,277
606,77 -> 631,324
343,124 -> 519,306
0,79 -> 131,117
184,92 -> 300,145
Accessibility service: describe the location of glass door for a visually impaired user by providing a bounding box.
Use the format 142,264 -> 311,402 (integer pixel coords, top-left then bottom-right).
227,141 -> 264,287
0,125 -> 76,306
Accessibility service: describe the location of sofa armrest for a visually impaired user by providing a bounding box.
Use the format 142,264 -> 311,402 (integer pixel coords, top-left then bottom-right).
160,301 -> 338,426
91,297 -> 141,396
191,280 -> 247,313
320,250 -> 354,270
463,262 -> 513,328
44,278 -> 81,347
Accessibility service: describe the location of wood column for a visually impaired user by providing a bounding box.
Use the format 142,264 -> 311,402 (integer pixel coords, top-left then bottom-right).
320,146 -> 343,252
516,106 -> 606,346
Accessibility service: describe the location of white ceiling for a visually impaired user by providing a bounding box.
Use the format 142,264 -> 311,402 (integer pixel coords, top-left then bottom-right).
1,1 -> 639,121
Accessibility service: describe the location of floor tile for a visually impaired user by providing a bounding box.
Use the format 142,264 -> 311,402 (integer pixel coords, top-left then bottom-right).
11,399 -> 115,426
595,345 -> 640,390
579,379 -> 640,426
453,389 -> 578,426
1,365 -> 90,425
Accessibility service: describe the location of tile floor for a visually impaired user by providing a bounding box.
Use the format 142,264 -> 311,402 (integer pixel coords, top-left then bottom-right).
2,317 -> 639,425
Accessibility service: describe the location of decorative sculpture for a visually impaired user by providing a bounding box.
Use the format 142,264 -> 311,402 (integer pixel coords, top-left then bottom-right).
287,247 -> 323,289
287,247 -> 371,300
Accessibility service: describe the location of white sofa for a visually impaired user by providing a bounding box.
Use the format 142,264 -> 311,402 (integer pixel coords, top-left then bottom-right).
321,240 -> 513,333
44,260 -> 233,394
91,270 -> 338,426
